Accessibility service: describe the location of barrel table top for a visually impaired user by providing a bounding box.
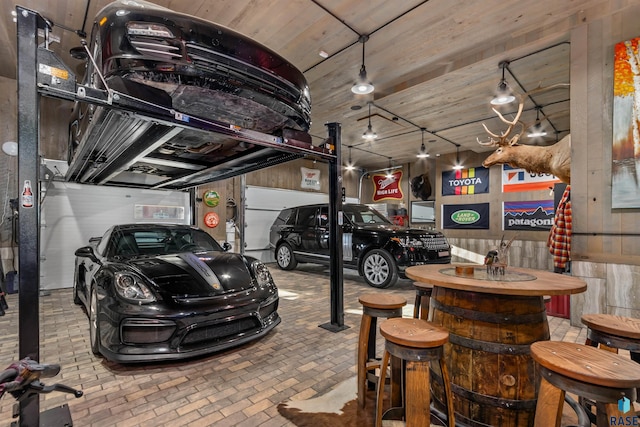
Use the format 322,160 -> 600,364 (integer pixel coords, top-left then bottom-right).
405,264 -> 587,297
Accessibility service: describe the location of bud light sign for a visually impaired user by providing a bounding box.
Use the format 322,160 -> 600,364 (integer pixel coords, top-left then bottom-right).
443,203 -> 490,229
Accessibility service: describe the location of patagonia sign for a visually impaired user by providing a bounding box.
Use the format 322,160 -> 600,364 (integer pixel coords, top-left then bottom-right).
372,170 -> 404,202
442,167 -> 489,196
443,203 -> 489,229
503,200 -> 554,231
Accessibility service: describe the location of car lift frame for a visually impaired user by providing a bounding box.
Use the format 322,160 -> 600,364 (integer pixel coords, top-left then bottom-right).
15,6 -> 346,426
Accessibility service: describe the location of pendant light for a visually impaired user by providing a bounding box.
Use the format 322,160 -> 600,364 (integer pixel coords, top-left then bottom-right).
417,128 -> 429,158
351,35 -> 374,95
345,146 -> 356,170
527,107 -> 548,138
452,146 -> 463,170
490,61 -> 516,106
362,103 -> 377,141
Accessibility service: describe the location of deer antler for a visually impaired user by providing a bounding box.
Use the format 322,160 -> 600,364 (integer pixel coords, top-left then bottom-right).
478,95 -> 525,146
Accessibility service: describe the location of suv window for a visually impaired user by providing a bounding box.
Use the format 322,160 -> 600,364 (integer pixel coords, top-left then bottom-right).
296,207 -> 318,227
272,208 -> 294,226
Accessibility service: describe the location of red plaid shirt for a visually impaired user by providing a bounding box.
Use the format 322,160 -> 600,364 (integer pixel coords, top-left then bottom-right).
547,186 -> 572,269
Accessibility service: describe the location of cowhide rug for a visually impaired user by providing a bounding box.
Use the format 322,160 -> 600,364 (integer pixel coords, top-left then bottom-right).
278,377 -> 586,427
278,376 -> 376,427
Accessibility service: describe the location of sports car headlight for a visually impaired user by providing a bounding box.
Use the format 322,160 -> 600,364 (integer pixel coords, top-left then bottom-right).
251,261 -> 274,287
114,272 -> 156,303
127,22 -> 175,38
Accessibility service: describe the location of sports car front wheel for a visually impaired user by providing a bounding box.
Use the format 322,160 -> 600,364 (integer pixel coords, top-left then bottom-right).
361,249 -> 398,289
89,287 -> 101,355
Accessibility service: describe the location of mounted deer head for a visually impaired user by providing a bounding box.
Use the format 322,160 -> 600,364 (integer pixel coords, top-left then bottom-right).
478,92 -> 571,184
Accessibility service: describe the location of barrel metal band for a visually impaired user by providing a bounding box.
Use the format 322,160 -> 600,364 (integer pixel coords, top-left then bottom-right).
539,365 -> 638,403
363,306 -> 403,319
431,298 -> 545,324
431,369 -> 537,410
587,329 -> 640,352
449,333 -> 532,355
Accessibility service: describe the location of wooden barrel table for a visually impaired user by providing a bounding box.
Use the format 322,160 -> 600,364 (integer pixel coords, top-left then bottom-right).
405,264 -> 587,427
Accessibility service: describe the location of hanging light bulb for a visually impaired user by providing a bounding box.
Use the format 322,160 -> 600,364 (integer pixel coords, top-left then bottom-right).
527,107 -> 548,138
417,129 -> 429,158
490,61 -> 516,106
345,146 -> 356,170
351,35 -> 374,95
452,146 -> 463,170
386,159 -> 394,178
362,103 -> 377,141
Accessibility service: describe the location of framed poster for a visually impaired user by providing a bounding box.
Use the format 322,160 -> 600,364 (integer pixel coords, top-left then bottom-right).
503,200 -> 554,231
612,36 -> 640,208
372,170 -> 404,202
442,167 -> 489,196
442,203 -> 489,229
502,165 -> 560,193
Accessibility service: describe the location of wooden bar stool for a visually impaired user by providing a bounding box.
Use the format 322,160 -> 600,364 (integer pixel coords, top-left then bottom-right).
581,314 -> 640,363
357,293 -> 407,408
531,341 -> 640,427
412,281 -> 433,320
375,317 -> 455,427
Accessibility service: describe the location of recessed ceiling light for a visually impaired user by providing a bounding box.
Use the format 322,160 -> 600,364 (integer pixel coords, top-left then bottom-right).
319,50 -> 329,58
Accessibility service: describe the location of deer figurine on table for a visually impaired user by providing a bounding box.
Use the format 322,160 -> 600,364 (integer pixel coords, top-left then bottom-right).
478,94 -> 571,185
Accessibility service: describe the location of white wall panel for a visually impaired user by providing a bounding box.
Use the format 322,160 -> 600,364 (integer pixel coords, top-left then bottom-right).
40,182 -> 190,290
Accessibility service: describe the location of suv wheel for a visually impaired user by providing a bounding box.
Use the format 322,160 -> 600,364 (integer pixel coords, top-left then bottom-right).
361,249 -> 398,288
276,243 -> 298,270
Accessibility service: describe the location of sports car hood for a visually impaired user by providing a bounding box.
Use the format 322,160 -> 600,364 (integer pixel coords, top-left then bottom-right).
128,251 -> 255,297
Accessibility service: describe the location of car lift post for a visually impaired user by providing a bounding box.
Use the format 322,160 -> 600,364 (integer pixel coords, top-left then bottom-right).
16,6 -> 42,426
319,122 -> 348,332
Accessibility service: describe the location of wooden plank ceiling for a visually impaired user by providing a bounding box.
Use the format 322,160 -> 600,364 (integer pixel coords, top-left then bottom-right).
0,0 -> 607,170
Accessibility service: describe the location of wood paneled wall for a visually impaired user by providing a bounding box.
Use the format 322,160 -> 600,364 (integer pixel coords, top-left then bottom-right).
571,2 -> 640,266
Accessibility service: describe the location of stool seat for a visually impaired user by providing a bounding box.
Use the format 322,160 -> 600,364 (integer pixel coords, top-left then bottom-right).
376,318 -> 454,427
380,317 -> 448,348
357,293 -> 407,409
359,293 -> 407,310
581,314 -> 640,340
531,341 -> 640,389
531,341 -> 640,427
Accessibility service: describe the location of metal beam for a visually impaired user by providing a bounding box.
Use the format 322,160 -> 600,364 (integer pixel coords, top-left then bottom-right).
319,122 -> 348,332
16,6 -> 42,426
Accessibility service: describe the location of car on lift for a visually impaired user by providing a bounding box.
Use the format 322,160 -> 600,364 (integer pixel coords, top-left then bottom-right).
73,223 -> 280,363
67,0 -> 312,189
269,203 -> 451,288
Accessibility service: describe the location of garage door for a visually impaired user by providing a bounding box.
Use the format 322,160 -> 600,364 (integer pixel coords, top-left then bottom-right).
40,181 -> 190,290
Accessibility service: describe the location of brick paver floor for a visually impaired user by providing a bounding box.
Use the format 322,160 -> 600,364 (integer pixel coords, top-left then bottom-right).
0,264 -> 590,426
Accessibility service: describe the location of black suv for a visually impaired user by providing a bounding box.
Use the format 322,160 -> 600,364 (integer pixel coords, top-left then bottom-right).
269,203 -> 451,288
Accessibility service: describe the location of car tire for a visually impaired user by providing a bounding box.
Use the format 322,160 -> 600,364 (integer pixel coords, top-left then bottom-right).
276,243 -> 297,270
89,286 -> 101,356
361,249 -> 398,289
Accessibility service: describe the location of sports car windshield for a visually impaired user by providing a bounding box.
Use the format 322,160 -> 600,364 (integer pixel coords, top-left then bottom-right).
344,206 -> 392,225
112,228 -> 223,257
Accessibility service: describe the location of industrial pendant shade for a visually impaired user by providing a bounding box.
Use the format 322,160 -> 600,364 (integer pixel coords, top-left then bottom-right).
362,103 -> 377,140
351,35 -> 374,95
452,146 -> 463,170
490,61 -> 516,106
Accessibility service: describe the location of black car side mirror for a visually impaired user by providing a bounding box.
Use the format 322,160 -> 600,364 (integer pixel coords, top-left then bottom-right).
222,242 -> 232,252
74,246 -> 98,262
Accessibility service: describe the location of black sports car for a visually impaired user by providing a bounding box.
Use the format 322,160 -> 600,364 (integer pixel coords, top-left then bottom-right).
73,223 -> 280,363
66,0 -> 312,189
